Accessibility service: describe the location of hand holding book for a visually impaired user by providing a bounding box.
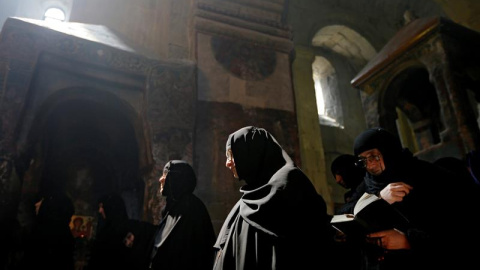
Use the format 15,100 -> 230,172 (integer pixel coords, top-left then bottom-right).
330,192 -> 410,238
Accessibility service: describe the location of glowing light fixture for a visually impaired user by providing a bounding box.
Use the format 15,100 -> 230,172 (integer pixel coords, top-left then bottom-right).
44,7 -> 66,22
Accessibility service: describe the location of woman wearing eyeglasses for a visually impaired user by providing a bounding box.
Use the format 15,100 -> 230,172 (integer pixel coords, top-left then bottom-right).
352,127 -> 480,270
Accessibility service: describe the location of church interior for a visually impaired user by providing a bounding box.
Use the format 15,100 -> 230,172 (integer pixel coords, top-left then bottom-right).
1,0 -> 480,268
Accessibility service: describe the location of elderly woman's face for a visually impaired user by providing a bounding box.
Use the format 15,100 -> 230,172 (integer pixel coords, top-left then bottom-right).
358,148 -> 385,176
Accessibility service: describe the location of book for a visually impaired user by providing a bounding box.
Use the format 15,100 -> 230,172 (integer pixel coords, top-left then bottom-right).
330,192 -> 409,238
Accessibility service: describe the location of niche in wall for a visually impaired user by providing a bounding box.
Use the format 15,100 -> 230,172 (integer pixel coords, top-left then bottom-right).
382,66 -> 443,153
351,16 -> 480,161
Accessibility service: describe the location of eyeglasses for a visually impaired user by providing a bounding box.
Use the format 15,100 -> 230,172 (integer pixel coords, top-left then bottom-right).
355,154 -> 381,168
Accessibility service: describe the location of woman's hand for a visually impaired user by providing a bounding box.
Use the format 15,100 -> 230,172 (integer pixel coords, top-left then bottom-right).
367,229 -> 410,250
379,182 -> 413,204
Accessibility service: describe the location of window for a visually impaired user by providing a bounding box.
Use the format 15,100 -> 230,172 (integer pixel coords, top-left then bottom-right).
312,56 -> 343,128
311,25 -> 375,128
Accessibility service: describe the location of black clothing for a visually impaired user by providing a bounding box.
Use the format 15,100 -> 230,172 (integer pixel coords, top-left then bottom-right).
214,126 -> 334,270
467,150 -> 480,186
331,154 -> 365,190
338,181 -> 367,214
127,219 -> 158,269
20,193 -> 75,270
434,156 -> 480,199
331,154 -> 366,214
353,128 -> 403,160
148,160 -> 216,270
352,127 -> 480,270
88,193 -> 156,270
330,154 -> 367,270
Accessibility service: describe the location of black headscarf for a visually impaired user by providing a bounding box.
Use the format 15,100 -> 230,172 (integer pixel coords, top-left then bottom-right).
162,160 -> 196,203
149,160 -> 215,270
89,193 -> 131,270
226,126 -> 291,187
36,192 -> 75,226
354,127 -> 403,162
330,154 -> 365,189
215,126 -> 334,270
353,127 -> 413,186
98,193 -> 129,226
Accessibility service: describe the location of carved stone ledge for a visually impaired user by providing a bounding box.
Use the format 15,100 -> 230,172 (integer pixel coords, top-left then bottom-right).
197,0 -> 290,31
195,8 -> 292,39
195,16 -> 293,53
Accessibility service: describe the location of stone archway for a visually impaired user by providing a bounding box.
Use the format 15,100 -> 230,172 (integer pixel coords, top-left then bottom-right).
0,17 -> 197,268
18,87 -> 146,221
15,87 -> 146,268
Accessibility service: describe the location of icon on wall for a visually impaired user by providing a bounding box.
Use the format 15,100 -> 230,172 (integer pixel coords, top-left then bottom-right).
70,215 -> 94,239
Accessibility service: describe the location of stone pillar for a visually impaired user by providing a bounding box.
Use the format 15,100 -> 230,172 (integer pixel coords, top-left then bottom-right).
291,46 -> 333,214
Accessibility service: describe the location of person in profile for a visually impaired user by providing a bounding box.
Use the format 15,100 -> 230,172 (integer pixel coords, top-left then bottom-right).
88,192 -> 156,270
147,160 -> 216,270
330,154 -> 366,269
20,192 -> 75,270
213,126 -> 334,270
330,153 -> 366,214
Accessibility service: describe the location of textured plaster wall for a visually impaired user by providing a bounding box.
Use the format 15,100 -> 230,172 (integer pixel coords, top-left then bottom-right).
196,33 -> 294,111
193,0 -> 298,232
70,0 -> 193,60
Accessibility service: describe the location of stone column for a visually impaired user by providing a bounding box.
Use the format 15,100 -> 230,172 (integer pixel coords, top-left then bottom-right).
291,45 -> 333,214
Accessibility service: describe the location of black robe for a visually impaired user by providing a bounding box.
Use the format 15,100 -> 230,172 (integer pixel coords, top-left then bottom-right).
213,126 -> 334,270
88,193 -> 156,270
20,193 -> 75,270
148,160 -> 216,270
352,127 -> 480,270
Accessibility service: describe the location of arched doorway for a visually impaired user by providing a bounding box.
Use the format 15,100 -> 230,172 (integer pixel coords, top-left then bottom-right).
17,87 -> 147,268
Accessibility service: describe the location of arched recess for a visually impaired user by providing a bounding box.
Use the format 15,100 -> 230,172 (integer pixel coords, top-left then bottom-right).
380,66 -> 443,152
312,25 -> 376,66
294,24 -> 376,213
311,25 -> 376,128
17,87 -> 150,228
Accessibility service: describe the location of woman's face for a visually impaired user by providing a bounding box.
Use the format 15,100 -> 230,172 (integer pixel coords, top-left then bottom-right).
226,149 -> 238,178
358,148 -> 385,176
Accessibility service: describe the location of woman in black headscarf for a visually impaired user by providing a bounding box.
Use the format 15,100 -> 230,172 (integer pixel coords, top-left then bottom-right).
88,193 -> 132,270
213,126 -> 334,270
148,160 -> 216,270
352,127 -> 480,270
89,193 -> 156,270
330,154 -> 366,214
